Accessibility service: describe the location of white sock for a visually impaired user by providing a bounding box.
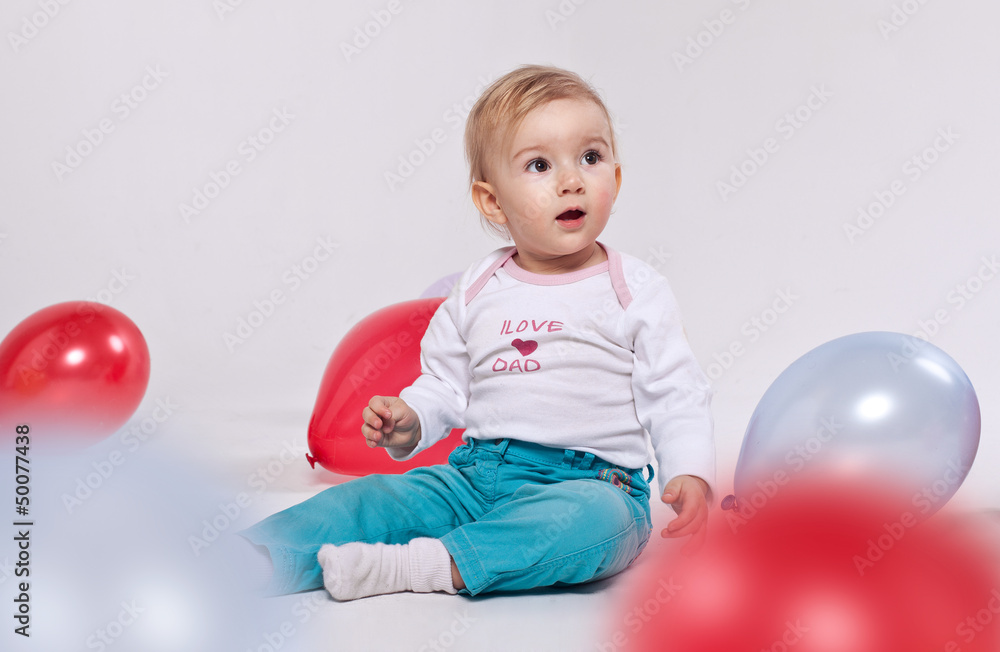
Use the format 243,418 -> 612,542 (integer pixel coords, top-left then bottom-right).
318,538 -> 456,601
408,537 -> 458,594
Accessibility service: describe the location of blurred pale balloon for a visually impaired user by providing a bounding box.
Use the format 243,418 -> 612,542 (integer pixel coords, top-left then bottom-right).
727,332 -> 980,517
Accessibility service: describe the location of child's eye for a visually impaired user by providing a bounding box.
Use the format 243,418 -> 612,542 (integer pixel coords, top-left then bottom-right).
527,159 -> 549,173
582,150 -> 603,165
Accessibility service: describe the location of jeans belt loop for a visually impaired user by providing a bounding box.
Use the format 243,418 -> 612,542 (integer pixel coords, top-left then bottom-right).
579,452 -> 595,470
495,438 -> 511,457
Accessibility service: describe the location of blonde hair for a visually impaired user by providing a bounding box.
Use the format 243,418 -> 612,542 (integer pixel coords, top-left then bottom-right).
464,64 -> 618,238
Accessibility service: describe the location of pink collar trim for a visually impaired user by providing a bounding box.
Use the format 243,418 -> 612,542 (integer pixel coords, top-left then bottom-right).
502,255 -> 608,285
464,243 -> 633,310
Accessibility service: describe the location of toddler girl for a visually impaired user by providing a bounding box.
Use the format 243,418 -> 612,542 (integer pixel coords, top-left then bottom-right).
240,64 -> 715,600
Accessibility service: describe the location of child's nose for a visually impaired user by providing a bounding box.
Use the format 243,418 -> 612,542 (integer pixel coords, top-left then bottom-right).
557,169 -> 584,194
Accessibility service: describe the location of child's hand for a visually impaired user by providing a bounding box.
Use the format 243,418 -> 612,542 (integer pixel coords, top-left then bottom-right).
362,396 -> 422,450
660,475 -> 710,555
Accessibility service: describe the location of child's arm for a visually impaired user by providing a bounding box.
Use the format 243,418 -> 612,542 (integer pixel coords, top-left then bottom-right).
362,395 -> 422,455
623,266 -> 716,549
660,474 -> 710,555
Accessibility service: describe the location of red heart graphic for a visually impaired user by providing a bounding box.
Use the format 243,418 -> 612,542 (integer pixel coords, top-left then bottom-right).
511,338 -> 537,356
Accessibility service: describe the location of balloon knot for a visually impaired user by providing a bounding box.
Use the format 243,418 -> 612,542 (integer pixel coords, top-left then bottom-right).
721,494 -> 738,511
305,453 -> 317,469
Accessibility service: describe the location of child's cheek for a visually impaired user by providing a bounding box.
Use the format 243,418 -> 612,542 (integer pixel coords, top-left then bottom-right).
594,188 -> 614,211
523,191 -> 553,220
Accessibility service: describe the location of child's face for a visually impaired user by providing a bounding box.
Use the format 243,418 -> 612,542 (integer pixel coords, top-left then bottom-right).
474,98 -> 622,272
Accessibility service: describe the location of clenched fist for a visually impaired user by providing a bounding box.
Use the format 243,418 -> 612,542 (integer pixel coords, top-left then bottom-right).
362,395 -> 422,451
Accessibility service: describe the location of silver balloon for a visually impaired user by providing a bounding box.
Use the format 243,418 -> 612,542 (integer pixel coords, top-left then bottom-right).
729,332 -> 980,515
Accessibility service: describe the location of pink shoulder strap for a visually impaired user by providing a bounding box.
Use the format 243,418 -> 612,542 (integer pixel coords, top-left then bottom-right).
465,247 -> 517,305
605,245 -> 633,311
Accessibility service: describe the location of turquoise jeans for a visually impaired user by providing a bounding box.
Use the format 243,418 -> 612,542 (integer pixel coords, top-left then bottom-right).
241,438 -> 653,596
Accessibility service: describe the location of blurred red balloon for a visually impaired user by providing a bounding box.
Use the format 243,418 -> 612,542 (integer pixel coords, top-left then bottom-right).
0,301 -> 151,447
612,480 -> 1000,652
307,298 -> 464,475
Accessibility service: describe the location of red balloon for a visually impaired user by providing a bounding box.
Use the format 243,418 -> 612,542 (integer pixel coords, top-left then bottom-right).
615,479 -> 1000,652
0,301 -> 151,448
307,298 -> 465,475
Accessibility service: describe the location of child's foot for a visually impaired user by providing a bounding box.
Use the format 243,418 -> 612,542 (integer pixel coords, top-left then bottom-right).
318,538 -> 456,601
319,541 -> 405,600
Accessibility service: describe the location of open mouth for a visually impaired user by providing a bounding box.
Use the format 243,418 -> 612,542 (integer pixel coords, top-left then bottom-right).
556,209 -> 585,222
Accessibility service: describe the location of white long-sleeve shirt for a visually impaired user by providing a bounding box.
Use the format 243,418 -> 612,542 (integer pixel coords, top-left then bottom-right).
391,243 -> 716,497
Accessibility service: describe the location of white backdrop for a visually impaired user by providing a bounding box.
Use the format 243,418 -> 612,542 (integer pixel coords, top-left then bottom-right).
2,0 -> 998,649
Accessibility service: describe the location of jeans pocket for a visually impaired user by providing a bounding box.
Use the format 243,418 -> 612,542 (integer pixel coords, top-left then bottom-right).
448,442 -> 472,468
475,458 -> 500,480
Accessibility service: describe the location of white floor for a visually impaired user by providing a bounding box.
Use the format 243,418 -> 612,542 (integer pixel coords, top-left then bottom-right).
6,390 -> 999,652
5,405 -> 687,652
253,489 -> 685,652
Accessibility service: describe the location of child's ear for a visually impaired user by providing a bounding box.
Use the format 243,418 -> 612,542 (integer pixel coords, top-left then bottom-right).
471,181 -> 507,227
613,164 -> 623,201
